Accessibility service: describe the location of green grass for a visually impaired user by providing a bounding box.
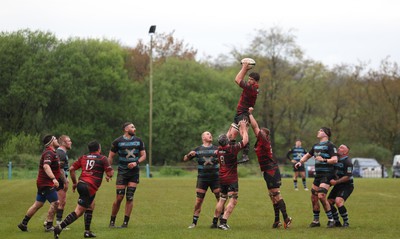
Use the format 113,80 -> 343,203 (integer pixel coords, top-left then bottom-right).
1,177 -> 399,239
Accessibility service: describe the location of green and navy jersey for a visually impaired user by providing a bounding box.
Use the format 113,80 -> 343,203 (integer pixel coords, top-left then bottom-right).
334,156 -> 354,185
308,141 -> 337,176
286,147 -> 307,163
110,135 -> 145,175
192,145 -> 219,182
57,148 -> 69,177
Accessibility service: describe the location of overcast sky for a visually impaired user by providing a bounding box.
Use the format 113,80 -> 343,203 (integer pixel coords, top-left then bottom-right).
2,0 -> 399,69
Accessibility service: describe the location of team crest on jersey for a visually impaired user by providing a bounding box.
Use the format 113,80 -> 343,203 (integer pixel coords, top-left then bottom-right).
125,149 -> 136,159
346,167 -> 352,174
203,157 -> 214,166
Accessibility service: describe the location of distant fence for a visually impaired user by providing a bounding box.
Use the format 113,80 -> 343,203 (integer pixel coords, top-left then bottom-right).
0,162 -> 389,180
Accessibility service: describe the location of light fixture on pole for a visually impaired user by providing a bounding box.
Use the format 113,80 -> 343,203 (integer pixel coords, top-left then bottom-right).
148,25 -> 156,167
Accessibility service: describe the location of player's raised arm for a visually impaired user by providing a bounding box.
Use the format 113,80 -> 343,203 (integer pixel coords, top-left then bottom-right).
235,62 -> 249,85
248,107 -> 260,136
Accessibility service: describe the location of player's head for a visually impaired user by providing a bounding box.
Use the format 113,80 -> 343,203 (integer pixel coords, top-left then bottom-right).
249,72 -> 260,82
338,144 -> 350,156
58,135 -> 72,150
260,127 -> 270,141
88,141 -> 101,153
319,127 -> 331,139
295,139 -> 302,147
43,134 -> 59,148
218,134 -> 229,146
201,131 -> 212,143
122,122 -> 136,136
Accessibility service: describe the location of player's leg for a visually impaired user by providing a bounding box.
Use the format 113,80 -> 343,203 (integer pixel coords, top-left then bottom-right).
210,183 -> 222,228
309,180 -> 321,227
219,192 -> 237,230
300,170 -> 308,190
83,200 -> 96,238
18,197 -> 46,231
336,185 -> 353,227
318,182 -> 334,227
110,174 -> 126,228
188,182 -> 206,229
293,170 -> 299,190
121,181 -> 138,228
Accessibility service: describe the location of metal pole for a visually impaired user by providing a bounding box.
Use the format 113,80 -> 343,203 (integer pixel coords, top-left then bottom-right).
148,25 -> 156,167
8,161 -> 12,180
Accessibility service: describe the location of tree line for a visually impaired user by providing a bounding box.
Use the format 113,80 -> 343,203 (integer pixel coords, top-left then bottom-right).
0,28 -> 399,167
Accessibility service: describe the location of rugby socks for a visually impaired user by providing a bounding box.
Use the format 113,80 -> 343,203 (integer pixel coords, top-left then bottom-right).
330,204 -> 340,222
220,218 -> 227,225
110,215 -> 116,225
46,221 -> 53,229
277,199 -> 288,220
61,212 -> 78,229
56,209 -> 64,222
302,178 -> 307,188
325,210 -> 334,220
212,217 -> 218,225
338,205 -> 349,223
273,203 -> 280,222
192,215 -> 199,225
22,215 -> 31,225
84,210 -> 93,231
123,215 -> 130,226
293,180 -> 298,189
313,210 -> 320,222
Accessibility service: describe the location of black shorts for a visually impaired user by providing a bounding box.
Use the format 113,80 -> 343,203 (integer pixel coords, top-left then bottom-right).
57,178 -> 65,191
263,168 -> 282,189
233,112 -> 250,124
313,174 -> 336,187
116,173 -> 140,186
328,184 -> 354,201
220,182 -> 239,195
196,179 -> 220,191
77,182 -> 96,208
293,164 -> 305,172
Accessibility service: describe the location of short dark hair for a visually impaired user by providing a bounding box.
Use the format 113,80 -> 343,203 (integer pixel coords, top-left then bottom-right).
88,141 -> 100,153
42,134 -> 55,146
218,134 -> 229,146
249,72 -> 260,82
321,127 -> 332,138
122,122 -> 133,131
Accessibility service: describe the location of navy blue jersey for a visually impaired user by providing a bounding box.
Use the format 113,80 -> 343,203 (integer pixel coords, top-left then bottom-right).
110,135 -> 145,176
308,141 -> 337,176
287,147 -> 307,162
334,156 -> 354,185
192,145 -> 219,182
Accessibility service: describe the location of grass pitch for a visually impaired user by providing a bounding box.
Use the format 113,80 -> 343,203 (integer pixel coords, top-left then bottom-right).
1,177 -> 399,239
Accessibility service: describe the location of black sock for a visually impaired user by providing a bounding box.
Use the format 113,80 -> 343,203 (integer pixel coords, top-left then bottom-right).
273,203 -> 280,222
56,209 -> 64,222
277,199 -> 288,220
220,218 -> 227,225
313,210 -> 320,222
46,221 -> 53,229
110,215 -> 116,224
123,215 -> 130,225
22,215 -> 31,225
192,215 -> 199,225
61,212 -> 78,229
330,204 -> 339,222
84,210 -> 93,231
338,205 -> 349,223
212,217 -> 218,224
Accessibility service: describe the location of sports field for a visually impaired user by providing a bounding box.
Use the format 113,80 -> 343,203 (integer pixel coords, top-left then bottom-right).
1,177 -> 398,239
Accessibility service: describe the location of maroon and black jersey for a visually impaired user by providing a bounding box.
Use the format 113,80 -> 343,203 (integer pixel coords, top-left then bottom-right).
37,147 -> 60,188
72,153 -> 113,195
217,141 -> 245,184
254,131 -> 278,172
236,80 -> 259,115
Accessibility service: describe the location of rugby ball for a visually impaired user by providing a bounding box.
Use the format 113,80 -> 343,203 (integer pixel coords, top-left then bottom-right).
240,58 -> 256,69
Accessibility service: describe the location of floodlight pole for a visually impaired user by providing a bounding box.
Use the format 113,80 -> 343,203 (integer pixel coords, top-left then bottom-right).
148,25 -> 156,167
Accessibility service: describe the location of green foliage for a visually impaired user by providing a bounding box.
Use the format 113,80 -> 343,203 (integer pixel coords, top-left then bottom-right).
159,166 -> 188,176
0,133 -> 41,163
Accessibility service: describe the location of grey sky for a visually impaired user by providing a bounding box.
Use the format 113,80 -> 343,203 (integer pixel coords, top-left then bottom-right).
2,0 -> 399,69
